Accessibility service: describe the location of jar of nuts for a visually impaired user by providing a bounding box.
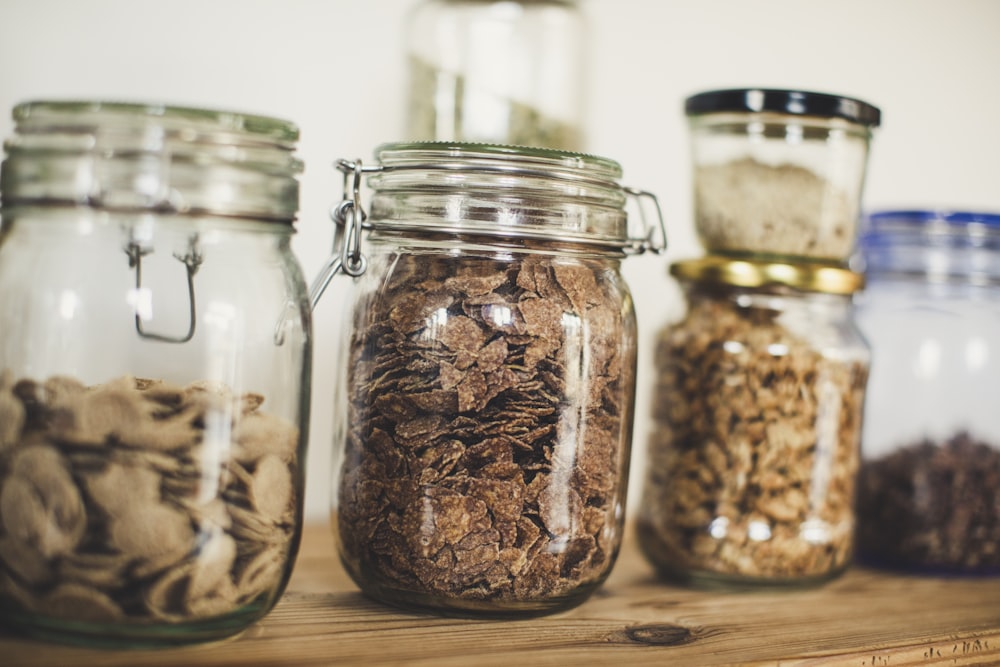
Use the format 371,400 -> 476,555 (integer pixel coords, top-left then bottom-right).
638,256 -> 869,587
327,142 -> 665,616
854,209 -> 1000,574
0,101 -> 310,645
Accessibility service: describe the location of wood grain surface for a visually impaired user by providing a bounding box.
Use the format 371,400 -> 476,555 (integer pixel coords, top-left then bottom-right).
3,522 -> 1000,666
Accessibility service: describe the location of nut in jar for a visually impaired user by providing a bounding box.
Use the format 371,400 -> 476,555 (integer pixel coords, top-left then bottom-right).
637,257 -> 869,587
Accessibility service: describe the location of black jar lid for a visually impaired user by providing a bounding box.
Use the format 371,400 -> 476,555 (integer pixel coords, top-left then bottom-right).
685,88 -> 881,127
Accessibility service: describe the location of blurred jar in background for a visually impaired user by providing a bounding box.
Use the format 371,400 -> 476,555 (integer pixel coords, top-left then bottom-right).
853,209 -> 1000,574
404,0 -> 587,151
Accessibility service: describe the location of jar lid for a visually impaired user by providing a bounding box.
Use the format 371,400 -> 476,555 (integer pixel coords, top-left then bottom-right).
863,209 -> 1000,234
361,141 -> 666,254
1,100 -> 303,222
857,209 -> 1000,281
670,256 -> 865,294
685,88 -> 882,127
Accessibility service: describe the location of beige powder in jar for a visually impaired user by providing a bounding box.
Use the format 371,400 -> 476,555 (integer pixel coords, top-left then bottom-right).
694,157 -> 857,261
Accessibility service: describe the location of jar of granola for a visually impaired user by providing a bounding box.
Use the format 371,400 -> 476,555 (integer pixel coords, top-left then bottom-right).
685,88 -> 881,263
323,141 -> 665,615
638,256 -> 869,587
853,209 -> 1000,574
0,101 -> 311,646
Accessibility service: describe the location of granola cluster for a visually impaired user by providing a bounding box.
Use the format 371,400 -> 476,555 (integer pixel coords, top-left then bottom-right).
337,252 -> 633,608
856,432 -> 1000,572
638,293 -> 867,582
0,373 -> 299,625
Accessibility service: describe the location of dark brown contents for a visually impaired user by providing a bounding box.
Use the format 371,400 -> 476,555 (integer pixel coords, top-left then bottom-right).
639,294 -> 867,581
337,253 -> 633,604
0,373 -> 299,623
856,432 -> 1000,572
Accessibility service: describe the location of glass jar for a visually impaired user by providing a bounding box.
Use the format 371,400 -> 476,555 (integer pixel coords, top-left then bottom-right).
327,141 -> 665,616
0,101 -> 310,646
404,0 -> 587,151
637,257 -> 870,587
685,88 -> 881,263
853,209 -> 1000,574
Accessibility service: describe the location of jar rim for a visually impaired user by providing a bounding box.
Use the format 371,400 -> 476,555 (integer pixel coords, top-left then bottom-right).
358,141 -> 667,254
862,209 -> 1000,233
670,256 -> 865,294
374,141 -> 623,183
12,100 -> 300,145
3,100 -> 302,222
684,88 -> 881,127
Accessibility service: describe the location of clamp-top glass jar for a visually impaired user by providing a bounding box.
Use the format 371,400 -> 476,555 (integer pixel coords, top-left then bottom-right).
854,209 -> 1000,574
638,257 -> 870,587
327,142 -> 664,616
0,101 -> 310,646
404,0 -> 587,150
685,88 -> 881,263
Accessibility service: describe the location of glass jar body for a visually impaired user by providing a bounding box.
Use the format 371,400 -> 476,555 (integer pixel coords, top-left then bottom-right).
687,95 -> 876,262
853,211 -> 1000,574
334,234 -> 637,615
638,280 -> 870,587
404,0 -> 587,150
0,207 -> 311,646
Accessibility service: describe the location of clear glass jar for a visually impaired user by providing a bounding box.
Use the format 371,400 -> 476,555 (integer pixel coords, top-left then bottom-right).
0,101 -> 310,646
404,0 -> 587,151
685,88 -> 881,263
328,142 -> 664,616
638,257 -> 870,587
853,209 -> 1000,574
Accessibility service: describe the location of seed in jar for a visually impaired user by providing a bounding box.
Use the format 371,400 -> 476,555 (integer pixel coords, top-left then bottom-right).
43,583 -> 123,622
248,454 -> 293,523
1,445 -> 86,559
0,373 -> 25,452
0,373 -> 299,626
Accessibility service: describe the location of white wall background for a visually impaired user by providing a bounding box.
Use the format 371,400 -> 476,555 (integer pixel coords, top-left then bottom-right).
2,0 -> 998,521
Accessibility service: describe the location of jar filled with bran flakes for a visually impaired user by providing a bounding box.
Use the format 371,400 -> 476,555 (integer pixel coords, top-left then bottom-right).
0,101 -> 311,646
325,141 -> 665,616
637,256 -> 869,587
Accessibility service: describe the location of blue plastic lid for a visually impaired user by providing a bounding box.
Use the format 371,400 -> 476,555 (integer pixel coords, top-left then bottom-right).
858,209 -> 1000,278
860,209 -> 1000,246
864,209 -> 1000,231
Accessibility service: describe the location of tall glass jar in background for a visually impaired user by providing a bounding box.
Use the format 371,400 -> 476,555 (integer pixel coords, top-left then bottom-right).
854,209 -> 1000,574
327,142 -> 665,615
638,257 -> 870,587
0,101 -> 311,646
404,0 -> 587,150
685,88 -> 881,263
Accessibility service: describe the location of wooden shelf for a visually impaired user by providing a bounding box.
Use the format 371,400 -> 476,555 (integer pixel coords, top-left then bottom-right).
4,522 -> 1000,666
